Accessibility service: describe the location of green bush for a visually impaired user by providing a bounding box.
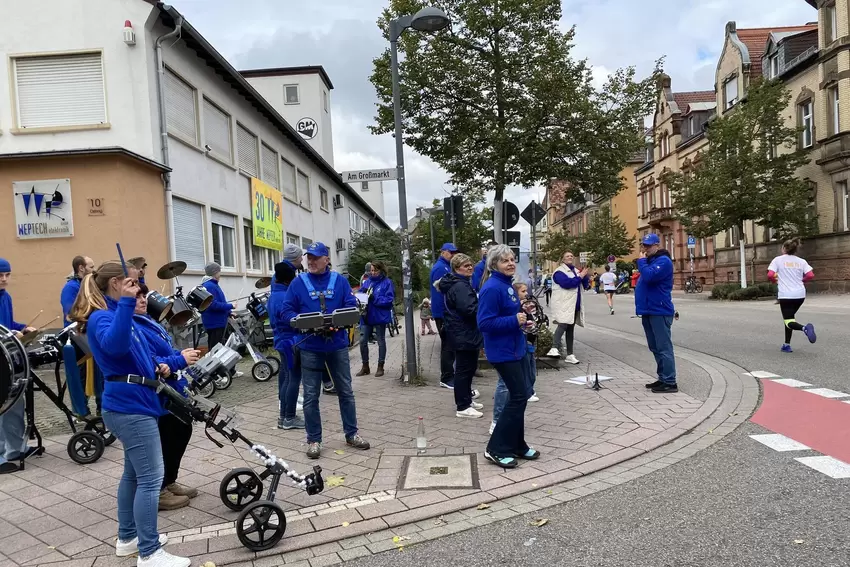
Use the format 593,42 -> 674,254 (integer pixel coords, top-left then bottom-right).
711,282 -> 777,301
710,283 -> 740,300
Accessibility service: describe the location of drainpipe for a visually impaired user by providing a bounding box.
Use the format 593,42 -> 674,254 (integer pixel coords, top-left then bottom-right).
155,13 -> 183,263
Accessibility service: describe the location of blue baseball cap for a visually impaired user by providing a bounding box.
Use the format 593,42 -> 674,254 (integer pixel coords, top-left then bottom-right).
305,242 -> 330,257
440,243 -> 458,253
641,233 -> 661,246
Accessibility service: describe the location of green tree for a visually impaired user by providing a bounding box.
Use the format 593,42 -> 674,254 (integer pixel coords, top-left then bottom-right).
410,198 -> 492,261
581,206 -> 636,266
347,229 -> 427,296
662,79 -> 814,288
370,0 -> 661,242
539,229 -> 581,264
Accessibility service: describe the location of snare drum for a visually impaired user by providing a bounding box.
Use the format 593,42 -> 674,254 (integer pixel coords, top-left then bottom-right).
246,292 -> 269,321
187,285 -> 213,312
167,295 -> 194,327
0,325 -> 30,416
146,291 -> 174,323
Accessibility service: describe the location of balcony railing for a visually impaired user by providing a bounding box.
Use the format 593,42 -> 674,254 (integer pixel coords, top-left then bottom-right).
648,206 -> 675,224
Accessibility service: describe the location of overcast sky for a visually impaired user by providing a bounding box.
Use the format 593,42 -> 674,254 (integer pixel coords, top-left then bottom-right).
170,0 -> 816,258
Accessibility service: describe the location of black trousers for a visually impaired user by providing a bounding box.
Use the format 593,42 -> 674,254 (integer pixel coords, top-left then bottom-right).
159,412 -> 193,488
487,359 -> 530,458
206,326 -> 226,350
779,298 -> 805,343
434,318 -> 456,384
453,350 -> 478,411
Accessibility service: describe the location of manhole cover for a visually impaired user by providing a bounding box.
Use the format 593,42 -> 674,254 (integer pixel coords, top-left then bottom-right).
399,454 -> 479,490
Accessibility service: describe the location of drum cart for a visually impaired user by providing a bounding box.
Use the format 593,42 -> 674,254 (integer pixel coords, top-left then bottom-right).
225,301 -> 280,383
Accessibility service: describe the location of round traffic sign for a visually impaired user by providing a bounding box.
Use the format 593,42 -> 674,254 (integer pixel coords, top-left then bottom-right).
607,255 -> 616,263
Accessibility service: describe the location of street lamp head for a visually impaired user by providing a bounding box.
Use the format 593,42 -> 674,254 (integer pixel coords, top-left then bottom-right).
410,6 -> 450,32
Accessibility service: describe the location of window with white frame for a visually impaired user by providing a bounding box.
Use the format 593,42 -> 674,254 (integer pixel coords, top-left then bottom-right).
173,198 -> 205,270
237,124 -> 259,176
688,115 -> 696,137
768,54 -> 779,79
13,52 -> 107,129
284,84 -> 300,104
826,4 -> 838,44
830,85 -> 840,135
301,237 -> 313,248
724,76 -> 738,110
319,186 -> 329,211
280,159 -> 297,201
266,248 -> 280,271
361,181 -> 369,192
840,181 -> 849,231
297,170 -> 311,208
203,98 -> 232,162
800,100 -> 813,148
243,222 -> 263,272
261,143 -> 279,189
165,68 -> 198,143
286,233 -> 300,245
210,210 -> 236,269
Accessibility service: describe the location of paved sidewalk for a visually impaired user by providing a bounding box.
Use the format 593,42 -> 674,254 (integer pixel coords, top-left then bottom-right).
0,329 -> 724,567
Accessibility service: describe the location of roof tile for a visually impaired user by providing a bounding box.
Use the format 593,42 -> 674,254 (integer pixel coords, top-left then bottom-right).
736,25 -> 817,77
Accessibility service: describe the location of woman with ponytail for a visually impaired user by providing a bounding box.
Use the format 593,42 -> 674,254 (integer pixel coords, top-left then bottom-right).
69,262 -> 190,567
767,238 -> 816,353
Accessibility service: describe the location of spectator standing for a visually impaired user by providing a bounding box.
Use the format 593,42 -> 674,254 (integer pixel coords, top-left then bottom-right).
546,251 -> 589,364
419,298 -> 436,335
357,261 -> 394,377
430,243 -> 458,389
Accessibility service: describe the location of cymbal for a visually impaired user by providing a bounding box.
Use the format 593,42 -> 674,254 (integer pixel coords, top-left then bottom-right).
255,277 -> 272,289
157,261 -> 187,280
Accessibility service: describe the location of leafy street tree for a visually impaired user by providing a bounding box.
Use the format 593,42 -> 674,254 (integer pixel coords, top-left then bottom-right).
370,0 -> 661,243
410,198 -> 492,262
347,229 -> 427,295
539,228 -> 581,265
581,205 -> 636,266
662,78 -> 813,288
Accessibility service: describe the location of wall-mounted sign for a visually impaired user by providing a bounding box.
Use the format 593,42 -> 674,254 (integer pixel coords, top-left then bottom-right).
12,178 -> 74,239
341,168 -> 397,183
296,117 -> 318,140
88,198 -> 105,216
251,178 -> 283,251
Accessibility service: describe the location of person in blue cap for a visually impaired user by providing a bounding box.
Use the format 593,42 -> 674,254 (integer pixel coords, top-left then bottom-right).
0,258 -> 38,475
635,233 -> 678,393
282,242 -> 370,460
430,243 -> 458,388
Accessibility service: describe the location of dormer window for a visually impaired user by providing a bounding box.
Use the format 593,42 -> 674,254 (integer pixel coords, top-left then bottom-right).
768,54 -> 779,79
724,76 -> 738,110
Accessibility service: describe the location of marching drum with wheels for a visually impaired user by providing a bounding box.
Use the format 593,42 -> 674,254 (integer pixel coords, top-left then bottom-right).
246,292 -> 270,321
220,467 -> 264,511
167,295 -> 194,327
0,326 -> 30,416
251,360 -> 273,382
68,430 -> 105,464
237,500 -> 287,551
265,355 -> 280,376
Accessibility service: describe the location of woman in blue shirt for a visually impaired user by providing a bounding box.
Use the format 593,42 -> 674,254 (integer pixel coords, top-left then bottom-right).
69,261 -> 190,567
477,245 -> 539,469
356,260 -> 395,378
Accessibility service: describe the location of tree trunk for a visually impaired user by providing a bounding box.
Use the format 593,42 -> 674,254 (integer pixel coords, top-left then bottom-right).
738,226 -> 747,289
493,195 -> 504,244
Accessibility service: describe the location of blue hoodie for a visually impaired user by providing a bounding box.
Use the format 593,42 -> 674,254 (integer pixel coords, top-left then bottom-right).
60,277 -> 81,327
471,257 -> 486,292
361,274 -> 395,325
429,256 -> 452,318
201,278 -> 233,330
0,290 -> 25,332
134,314 -> 189,396
635,249 -> 675,316
268,281 -> 297,352
281,269 -> 357,352
476,271 -> 526,363
91,297 -> 166,418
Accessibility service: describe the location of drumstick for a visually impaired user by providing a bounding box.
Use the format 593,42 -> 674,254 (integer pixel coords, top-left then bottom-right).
34,316 -> 60,332
24,310 -> 43,328
116,243 -> 128,277
235,287 -> 244,307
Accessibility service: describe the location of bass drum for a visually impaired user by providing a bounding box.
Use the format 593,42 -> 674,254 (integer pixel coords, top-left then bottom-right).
187,286 -> 213,312
0,325 -> 30,416
167,296 -> 195,327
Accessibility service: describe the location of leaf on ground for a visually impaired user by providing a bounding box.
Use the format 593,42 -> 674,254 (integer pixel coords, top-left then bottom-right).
392,536 -> 410,543
397,546 -> 404,552
326,475 -> 345,488
476,503 -> 490,510
334,450 -> 345,455
523,537 -> 537,547
708,429 -> 714,434
794,540 -> 804,545
341,522 -> 350,527
529,518 -> 549,527
531,483 -> 538,488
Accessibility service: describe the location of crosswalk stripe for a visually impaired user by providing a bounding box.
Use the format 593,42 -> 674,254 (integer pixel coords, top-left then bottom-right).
743,371 -> 782,378
794,456 -> 850,479
749,434 -> 810,452
769,378 -> 812,388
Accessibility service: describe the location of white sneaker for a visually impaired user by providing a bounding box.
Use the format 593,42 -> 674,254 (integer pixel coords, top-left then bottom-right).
456,407 -> 483,419
116,535 -> 168,557
137,548 -> 190,567
470,401 -> 484,410
234,370 -> 244,378
564,354 -> 580,365
545,348 -> 560,357
528,394 -> 540,402
489,421 -> 496,434
471,389 -> 480,400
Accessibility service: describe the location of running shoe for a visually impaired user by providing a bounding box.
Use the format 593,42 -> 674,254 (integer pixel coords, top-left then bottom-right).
781,344 -> 793,353
803,323 -> 817,344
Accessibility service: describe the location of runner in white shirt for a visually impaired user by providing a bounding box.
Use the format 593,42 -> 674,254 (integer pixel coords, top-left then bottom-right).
600,264 -> 617,315
767,237 -> 816,353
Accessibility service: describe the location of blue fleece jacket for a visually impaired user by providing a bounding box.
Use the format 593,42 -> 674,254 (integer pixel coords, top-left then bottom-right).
429,256 -> 452,318
362,275 -> 395,325
635,250 -> 675,316
477,271 -> 526,363
201,279 -> 233,330
134,314 -> 189,396
0,290 -> 25,332
60,278 -> 81,327
471,257 -> 486,292
268,281 -> 297,352
91,297 -> 166,418
282,270 -> 357,352
553,265 -> 590,311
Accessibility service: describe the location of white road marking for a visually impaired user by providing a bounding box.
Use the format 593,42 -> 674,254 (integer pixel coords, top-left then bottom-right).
769,378 -> 813,388
802,388 -> 850,399
794,456 -> 850,479
745,371 -> 782,378
749,434 -> 811,452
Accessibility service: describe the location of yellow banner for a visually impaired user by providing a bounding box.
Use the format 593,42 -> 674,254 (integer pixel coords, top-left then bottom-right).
250,178 -> 283,250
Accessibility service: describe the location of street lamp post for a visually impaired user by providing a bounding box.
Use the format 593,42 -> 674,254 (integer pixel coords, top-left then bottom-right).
389,7 -> 450,382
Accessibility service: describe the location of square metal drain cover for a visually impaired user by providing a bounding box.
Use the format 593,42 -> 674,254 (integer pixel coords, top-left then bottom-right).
398,454 -> 479,490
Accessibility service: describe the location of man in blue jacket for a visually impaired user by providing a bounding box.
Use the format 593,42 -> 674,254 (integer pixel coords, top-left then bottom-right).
282,242 -> 370,459
60,255 -> 94,327
635,233 -> 678,393
471,246 -> 488,292
430,243 -> 458,388
0,258 -> 37,474
201,262 -> 234,352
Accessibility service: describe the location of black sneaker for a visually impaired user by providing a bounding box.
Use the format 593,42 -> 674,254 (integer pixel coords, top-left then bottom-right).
645,380 -> 662,389
651,382 -> 678,394
0,462 -> 19,474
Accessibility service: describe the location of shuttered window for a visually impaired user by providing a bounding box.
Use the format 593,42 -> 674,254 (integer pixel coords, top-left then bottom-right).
210,210 -> 236,268
165,69 -> 198,143
173,199 -> 205,270
203,98 -> 232,162
261,144 -> 279,189
237,124 -> 259,176
281,159 -> 297,201
14,52 -> 107,129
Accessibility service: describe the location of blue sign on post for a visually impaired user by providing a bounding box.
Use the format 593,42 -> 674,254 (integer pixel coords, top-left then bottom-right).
687,235 -> 696,248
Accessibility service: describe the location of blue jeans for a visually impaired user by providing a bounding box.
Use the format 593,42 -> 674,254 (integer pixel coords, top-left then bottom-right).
642,315 -> 677,385
493,352 -> 535,422
359,323 -> 387,364
487,359 -> 530,458
102,411 -> 163,558
300,349 -> 359,443
0,396 -> 30,465
277,349 -> 302,421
